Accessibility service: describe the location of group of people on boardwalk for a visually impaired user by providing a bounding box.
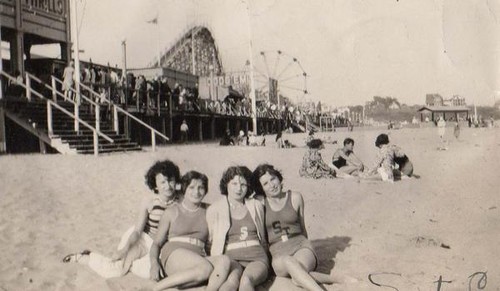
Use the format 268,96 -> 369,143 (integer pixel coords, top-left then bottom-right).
63,160 -> 347,291
299,133 -> 414,182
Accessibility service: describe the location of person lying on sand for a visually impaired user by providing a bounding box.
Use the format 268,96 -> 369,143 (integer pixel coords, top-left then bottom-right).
62,160 -> 181,279
360,134 -> 414,182
331,138 -> 365,176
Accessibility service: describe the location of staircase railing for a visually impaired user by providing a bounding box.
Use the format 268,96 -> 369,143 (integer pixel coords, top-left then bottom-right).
75,80 -> 169,151
26,73 -> 104,133
0,70 -> 113,156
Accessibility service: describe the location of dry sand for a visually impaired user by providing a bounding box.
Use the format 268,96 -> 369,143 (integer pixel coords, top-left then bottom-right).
1,125 -> 499,290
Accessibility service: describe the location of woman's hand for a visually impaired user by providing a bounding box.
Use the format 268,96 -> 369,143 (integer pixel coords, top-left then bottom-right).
150,260 -> 162,281
111,248 -> 127,262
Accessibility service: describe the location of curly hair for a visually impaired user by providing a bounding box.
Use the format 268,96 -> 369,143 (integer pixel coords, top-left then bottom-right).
181,171 -> 209,194
145,160 -> 181,194
375,134 -> 390,148
219,166 -> 253,197
307,138 -> 323,149
252,164 -> 283,196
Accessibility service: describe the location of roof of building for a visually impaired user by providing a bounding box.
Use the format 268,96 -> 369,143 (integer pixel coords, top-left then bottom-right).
417,105 -> 470,112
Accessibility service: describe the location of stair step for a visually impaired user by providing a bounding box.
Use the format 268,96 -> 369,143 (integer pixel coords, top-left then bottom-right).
77,146 -> 142,154
63,138 -> 132,145
70,142 -> 138,149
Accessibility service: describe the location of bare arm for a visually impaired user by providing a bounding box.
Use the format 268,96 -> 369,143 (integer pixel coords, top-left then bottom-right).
149,207 -> 176,281
347,152 -> 364,167
290,191 -> 308,238
112,196 -> 150,261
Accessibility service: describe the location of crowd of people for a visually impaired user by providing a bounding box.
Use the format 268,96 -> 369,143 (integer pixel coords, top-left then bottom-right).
63,160 -> 350,291
53,61 -> 293,121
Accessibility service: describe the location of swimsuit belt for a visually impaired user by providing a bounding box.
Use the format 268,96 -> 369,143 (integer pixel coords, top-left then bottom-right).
226,240 -> 260,251
169,236 -> 205,248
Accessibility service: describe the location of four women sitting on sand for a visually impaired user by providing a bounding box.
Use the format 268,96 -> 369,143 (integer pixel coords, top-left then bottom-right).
64,160 -> 348,290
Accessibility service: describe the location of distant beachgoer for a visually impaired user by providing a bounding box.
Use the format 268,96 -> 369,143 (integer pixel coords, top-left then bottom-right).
220,129 -> 234,146
305,130 -> 315,145
62,61 -> 75,100
299,139 -> 336,179
180,120 -> 189,143
437,117 -> 446,140
237,130 -> 246,146
454,121 -> 460,139
62,160 -> 181,279
331,138 -> 365,176
362,134 -> 413,182
276,131 -> 285,148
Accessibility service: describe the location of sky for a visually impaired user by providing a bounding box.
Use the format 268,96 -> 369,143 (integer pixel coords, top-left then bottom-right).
42,0 -> 500,106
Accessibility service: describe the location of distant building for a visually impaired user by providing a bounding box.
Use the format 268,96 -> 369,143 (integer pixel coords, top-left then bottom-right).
389,101 -> 401,110
444,95 -> 466,106
426,94 -> 444,106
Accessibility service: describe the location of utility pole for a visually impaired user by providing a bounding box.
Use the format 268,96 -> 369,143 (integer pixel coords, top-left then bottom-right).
70,0 -> 81,131
244,1 -> 257,133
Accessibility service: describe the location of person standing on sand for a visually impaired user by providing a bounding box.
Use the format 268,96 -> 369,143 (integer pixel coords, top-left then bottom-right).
454,121 -> 460,139
331,138 -> 364,176
180,120 -> 189,143
437,116 -> 446,140
62,160 -> 181,279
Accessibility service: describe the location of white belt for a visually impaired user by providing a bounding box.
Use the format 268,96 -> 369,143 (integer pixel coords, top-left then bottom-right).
169,236 -> 205,248
226,240 -> 260,251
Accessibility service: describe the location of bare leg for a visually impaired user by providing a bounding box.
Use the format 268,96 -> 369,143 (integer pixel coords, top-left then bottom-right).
154,249 -> 212,291
219,260 -> 243,291
239,261 -> 268,291
206,255 -> 231,291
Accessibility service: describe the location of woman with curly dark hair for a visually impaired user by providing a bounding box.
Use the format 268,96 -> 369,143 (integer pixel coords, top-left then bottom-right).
206,166 -> 269,291
62,160 -> 181,279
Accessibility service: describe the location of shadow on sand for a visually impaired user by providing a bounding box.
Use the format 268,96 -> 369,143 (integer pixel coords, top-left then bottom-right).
311,236 -> 352,273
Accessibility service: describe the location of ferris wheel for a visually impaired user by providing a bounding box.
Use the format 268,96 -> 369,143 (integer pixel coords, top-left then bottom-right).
250,50 -> 308,106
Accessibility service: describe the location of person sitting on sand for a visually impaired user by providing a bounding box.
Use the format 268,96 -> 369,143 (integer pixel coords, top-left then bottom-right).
149,171 -> 230,291
331,138 -> 365,176
253,164 -> 348,291
62,160 -> 181,279
220,129 -> 234,146
361,134 -> 413,182
299,139 -> 336,179
206,166 -> 269,290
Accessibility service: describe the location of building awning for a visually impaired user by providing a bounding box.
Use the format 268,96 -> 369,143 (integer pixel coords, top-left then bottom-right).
417,106 -> 469,113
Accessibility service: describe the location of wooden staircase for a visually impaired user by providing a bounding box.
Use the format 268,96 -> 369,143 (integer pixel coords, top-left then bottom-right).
3,99 -> 141,154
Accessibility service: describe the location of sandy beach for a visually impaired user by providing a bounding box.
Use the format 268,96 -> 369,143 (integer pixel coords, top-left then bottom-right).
1,125 -> 499,290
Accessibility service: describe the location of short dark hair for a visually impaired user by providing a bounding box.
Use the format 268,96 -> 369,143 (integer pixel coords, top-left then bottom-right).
145,160 -> 181,194
181,171 -> 208,194
219,166 -> 253,197
375,134 -> 390,148
252,164 -> 283,196
307,138 -> 323,149
344,138 -> 354,146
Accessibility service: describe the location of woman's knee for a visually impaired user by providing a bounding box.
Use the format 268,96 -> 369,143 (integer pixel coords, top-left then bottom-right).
194,261 -> 214,282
